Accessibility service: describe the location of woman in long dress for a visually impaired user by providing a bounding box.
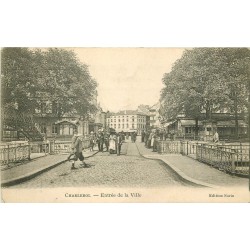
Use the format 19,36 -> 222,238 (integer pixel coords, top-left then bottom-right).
109,133 -> 117,154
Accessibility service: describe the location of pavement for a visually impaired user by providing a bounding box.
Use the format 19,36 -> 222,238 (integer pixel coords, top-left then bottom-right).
1,147 -> 99,187
9,142 -> 191,189
136,141 -> 249,188
1,141 -> 248,188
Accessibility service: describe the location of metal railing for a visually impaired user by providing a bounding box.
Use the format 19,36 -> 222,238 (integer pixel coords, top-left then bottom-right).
51,139 -> 90,154
0,143 -> 30,165
180,141 -> 200,156
156,140 -> 249,176
157,140 -> 181,154
30,142 -> 50,154
0,138 -> 91,165
196,144 -> 249,176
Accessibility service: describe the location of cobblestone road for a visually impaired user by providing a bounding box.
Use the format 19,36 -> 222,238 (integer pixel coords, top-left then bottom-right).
10,141 -> 193,188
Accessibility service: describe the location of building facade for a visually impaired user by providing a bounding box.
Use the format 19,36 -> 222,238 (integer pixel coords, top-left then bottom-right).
165,113 -> 248,141
147,102 -> 163,128
106,110 -> 149,135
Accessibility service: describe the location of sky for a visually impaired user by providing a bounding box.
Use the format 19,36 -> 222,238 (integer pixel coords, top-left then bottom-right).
73,48 -> 185,112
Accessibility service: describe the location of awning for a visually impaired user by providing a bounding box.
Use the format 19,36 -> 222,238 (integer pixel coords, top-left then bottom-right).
55,120 -> 78,126
180,120 -> 202,126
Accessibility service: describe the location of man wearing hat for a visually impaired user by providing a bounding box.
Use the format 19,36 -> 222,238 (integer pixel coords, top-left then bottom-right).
116,132 -> 123,156
96,130 -> 104,152
104,132 -> 110,152
68,131 -> 86,169
89,131 -> 95,151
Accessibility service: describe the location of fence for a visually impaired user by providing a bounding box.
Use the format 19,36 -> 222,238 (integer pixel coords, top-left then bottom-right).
30,142 -> 50,154
185,142 -> 249,176
156,140 -> 249,176
196,144 -> 234,173
51,139 -> 90,154
157,140 -> 181,154
0,138 -> 91,165
0,143 -> 30,165
180,141 -> 199,157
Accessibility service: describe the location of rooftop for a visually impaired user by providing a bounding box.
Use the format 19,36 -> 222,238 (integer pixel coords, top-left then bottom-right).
107,110 -> 149,117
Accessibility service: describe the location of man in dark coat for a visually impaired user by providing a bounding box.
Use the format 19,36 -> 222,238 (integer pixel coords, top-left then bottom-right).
104,133 -> 109,152
96,131 -> 104,152
116,132 -> 123,155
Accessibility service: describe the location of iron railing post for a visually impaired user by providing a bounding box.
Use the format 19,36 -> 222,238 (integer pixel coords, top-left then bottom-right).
7,145 -> 9,165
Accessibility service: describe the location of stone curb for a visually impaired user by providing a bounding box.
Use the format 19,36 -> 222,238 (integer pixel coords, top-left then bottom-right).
143,155 -> 220,189
1,151 -> 99,187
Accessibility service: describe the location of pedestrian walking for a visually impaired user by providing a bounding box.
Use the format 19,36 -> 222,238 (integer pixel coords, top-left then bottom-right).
109,132 -> 117,154
152,131 -> 158,152
96,130 -> 104,152
68,132 -> 86,170
148,131 -> 153,148
116,132 -> 123,155
104,133 -> 110,152
67,130 -> 78,161
126,133 -> 129,140
89,131 -> 95,151
213,130 -> 219,143
151,131 -> 155,149
141,130 -> 145,143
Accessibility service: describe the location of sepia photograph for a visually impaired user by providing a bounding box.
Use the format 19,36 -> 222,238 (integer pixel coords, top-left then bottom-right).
1,47 -> 249,202
1,2 -> 250,250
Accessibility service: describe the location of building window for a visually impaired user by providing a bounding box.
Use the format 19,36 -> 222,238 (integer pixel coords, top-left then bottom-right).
185,127 -> 192,134
41,124 -> 47,133
114,124 -> 116,129
122,124 -> 124,129
118,119 -> 120,122
132,124 -> 134,129
127,124 -> 129,128
118,124 -> 120,128
52,124 -> 58,134
69,125 -> 74,135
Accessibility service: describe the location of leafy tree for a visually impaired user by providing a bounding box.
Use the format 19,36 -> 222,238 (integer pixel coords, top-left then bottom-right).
161,48 -> 250,138
33,48 -> 98,117
218,48 -> 250,138
2,48 -> 98,116
1,47 -> 98,140
1,48 -> 38,113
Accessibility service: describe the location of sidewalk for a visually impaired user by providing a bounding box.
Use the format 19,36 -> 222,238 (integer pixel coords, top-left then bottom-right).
1,147 -> 99,187
136,141 -> 249,188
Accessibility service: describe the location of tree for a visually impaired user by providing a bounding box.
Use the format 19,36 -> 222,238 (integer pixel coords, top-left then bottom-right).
2,48 -> 98,116
1,48 -> 39,113
1,47 -> 98,140
161,48 -> 250,139
218,48 -> 250,139
33,48 -> 98,117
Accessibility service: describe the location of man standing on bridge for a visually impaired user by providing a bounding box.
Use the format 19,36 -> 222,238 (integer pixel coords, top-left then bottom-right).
68,132 -> 86,170
116,132 -> 123,155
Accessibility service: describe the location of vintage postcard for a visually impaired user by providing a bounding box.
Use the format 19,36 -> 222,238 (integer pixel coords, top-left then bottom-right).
1,47 -> 249,202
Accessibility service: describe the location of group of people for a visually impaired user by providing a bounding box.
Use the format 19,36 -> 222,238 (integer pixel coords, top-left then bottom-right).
94,130 -> 124,155
142,129 -> 159,152
68,130 -> 125,170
